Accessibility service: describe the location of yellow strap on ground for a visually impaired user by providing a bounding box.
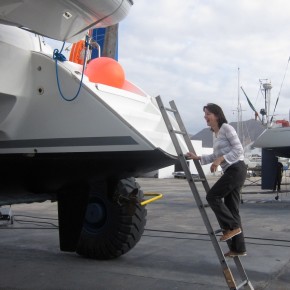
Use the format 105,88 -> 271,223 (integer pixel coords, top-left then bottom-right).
141,192 -> 163,206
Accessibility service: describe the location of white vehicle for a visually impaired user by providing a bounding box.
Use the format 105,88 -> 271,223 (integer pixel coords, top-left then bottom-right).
0,0 -> 186,259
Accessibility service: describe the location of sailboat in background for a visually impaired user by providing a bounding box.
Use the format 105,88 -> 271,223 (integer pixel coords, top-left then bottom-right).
243,78 -> 290,189
252,81 -> 290,158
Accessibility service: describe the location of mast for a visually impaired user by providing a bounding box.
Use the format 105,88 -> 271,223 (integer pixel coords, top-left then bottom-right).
237,68 -> 243,145
260,80 -> 272,128
103,24 -> 119,59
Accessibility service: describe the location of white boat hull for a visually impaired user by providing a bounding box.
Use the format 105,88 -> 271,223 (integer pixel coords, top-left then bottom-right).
0,0 -> 182,260
253,127 -> 290,158
0,25 -> 186,191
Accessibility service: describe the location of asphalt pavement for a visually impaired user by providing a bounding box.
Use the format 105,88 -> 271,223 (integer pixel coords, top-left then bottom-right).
0,175 -> 289,290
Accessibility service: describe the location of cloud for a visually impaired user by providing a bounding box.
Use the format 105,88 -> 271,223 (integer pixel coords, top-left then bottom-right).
118,0 -> 290,134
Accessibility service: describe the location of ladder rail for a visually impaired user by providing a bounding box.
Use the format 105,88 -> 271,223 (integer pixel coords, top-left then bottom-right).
156,95 -> 254,290
156,96 -> 236,288
169,100 -> 211,192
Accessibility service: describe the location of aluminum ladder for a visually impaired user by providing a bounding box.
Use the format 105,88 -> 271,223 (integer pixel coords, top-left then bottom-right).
156,95 -> 254,290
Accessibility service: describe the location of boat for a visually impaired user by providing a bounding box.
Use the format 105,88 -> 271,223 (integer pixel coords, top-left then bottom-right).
252,122 -> 290,189
252,81 -> 290,158
0,0 -> 186,259
253,122 -> 290,158
249,81 -> 290,189
244,152 -> 262,176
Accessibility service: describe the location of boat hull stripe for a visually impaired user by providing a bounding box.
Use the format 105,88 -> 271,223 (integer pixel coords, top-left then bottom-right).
0,136 -> 138,149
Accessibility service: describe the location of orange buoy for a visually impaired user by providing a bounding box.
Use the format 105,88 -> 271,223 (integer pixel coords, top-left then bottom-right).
84,57 -> 125,88
69,40 -> 86,65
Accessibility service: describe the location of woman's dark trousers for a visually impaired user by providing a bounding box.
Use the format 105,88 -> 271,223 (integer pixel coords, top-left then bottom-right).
206,161 -> 247,252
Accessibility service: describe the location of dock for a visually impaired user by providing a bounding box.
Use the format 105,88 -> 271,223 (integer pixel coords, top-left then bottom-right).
0,176 -> 289,290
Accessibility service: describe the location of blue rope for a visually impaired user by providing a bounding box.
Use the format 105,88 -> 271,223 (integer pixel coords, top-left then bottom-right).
54,38 -> 88,102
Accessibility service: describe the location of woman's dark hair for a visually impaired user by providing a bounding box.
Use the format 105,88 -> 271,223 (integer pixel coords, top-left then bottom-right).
203,103 -> 227,129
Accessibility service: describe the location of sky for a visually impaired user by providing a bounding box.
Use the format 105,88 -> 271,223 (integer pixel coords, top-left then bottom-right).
116,0 -> 290,134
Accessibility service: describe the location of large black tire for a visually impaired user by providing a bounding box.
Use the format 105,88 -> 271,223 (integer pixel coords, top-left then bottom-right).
76,177 -> 147,259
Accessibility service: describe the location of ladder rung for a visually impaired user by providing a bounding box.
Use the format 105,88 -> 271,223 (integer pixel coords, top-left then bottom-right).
164,107 -> 177,113
192,178 -> 206,182
236,279 -> 251,289
214,229 -> 223,234
173,130 -> 186,135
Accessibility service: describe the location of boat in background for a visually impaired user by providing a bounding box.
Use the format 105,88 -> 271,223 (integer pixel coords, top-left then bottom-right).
244,152 -> 262,176
252,81 -> 290,158
253,120 -> 290,158
249,81 -> 290,189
